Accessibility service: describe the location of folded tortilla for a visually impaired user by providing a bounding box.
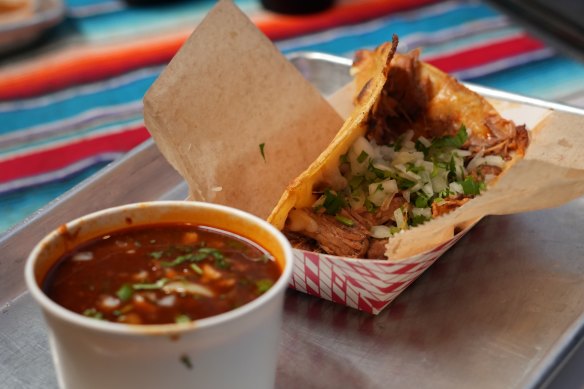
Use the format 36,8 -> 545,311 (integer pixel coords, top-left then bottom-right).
267,36 -> 528,259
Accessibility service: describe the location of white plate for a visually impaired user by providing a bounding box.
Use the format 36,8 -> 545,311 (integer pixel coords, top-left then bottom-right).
0,0 -> 65,54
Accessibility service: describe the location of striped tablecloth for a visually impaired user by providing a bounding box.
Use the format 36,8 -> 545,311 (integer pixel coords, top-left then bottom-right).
2,0 -> 584,233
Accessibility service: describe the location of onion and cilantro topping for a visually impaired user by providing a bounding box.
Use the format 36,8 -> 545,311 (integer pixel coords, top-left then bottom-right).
311,125 -> 503,235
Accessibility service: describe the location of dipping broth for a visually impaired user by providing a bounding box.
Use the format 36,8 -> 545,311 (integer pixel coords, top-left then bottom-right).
43,224 -> 281,325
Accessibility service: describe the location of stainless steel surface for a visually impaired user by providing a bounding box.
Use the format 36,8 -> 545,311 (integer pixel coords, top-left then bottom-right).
2,53 -> 584,388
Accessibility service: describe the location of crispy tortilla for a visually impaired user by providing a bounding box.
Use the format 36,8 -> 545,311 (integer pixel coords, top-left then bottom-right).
268,36 -> 398,231
267,37 -> 528,259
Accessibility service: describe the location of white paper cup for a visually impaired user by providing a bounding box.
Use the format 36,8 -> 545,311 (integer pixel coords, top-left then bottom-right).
25,201 -> 293,389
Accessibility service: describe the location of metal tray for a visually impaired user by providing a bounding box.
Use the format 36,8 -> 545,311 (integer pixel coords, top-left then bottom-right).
2,53 -> 584,389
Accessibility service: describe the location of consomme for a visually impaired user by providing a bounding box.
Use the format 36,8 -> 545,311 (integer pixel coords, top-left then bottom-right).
43,224 -> 281,325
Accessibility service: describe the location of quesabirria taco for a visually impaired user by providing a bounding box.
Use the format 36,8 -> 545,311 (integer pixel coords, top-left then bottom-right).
268,36 -> 529,259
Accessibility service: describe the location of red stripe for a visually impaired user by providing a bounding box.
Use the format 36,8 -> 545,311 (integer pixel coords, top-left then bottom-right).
257,0 -> 437,41
425,34 -> 545,73
0,0 -> 438,101
0,126 -> 150,183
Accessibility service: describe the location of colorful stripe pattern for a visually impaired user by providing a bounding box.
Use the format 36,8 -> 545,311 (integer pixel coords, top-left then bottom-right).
2,0 -> 584,232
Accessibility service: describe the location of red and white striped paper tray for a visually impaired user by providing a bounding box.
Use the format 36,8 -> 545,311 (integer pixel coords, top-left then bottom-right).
289,231 -> 467,314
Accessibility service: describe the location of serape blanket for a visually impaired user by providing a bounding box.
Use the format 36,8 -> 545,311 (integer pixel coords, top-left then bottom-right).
1,0 -> 584,233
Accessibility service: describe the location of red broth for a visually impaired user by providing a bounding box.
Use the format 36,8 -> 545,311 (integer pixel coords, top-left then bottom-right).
43,224 -> 281,325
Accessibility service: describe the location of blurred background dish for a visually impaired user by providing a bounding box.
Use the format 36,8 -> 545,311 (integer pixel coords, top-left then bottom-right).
0,0 -> 64,54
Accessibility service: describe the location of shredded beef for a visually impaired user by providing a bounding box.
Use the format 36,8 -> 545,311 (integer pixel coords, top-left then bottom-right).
366,51 -> 430,145
470,165 -> 502,181
431,196 -> 471,218
284,231 -> 322,253
285,208 -> 370,258
366,239 -> 387,259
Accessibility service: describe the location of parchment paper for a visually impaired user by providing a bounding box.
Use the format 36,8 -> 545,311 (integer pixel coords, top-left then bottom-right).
143,0 -> 343,220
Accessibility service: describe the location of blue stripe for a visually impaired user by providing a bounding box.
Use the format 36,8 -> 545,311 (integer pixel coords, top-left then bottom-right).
469,56 -> 584,100
278,1 -> 502,55
0,75 -> 155,134
71,0 -> 259,41
0,162 -> 109,232
0,117 -> 143,157
417,27 -> 523,57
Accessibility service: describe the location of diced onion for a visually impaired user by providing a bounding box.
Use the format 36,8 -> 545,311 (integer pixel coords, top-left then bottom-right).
431,169 -> 448,193
412,207 -> 432,219
394,208 -> 406,229
162,282 -> 214,298
484,155 -> 505,168
449,182 -> 464,194
484,174 -> 496,183
349,137 -> 377,176
349,191 -> 366,209
73,252 -> 94,261
368,179 -> 398,206
370,225 -> 392,239
157,295 -> 177,307
453,149 -> 472,157
98,295 -> 120,310
422,182 -> 434,198
418,136 -> 431,148
467,150 -> 485,171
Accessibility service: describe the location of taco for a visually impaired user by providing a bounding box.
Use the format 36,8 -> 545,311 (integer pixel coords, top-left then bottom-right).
267,36 -> 529,259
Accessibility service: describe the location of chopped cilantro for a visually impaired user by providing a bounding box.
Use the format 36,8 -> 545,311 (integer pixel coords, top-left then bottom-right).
415,140 -> 429,155
322,189 -> 345,215
389,226 -> 402,234
335,214 -> 354,227
368,160 -> 390,179
215,256 -> 230,269
161,253 -> 194,267
411,214 -> 429,226
149,251 -> 164,259
161,247 -> 222,267
259,143 -> 266,162
460,177 -> 482,195
394,134 -> 405,151
256,279 -> 274,294
133,278 -> 168,290
396,177 -> 415,190
415,195 -> 429,208
339,153 -> 349,164
198,247 -> 224,259
175,314 -> 191,324
357,150 -> 369,163
349,175 -> 364,191
180,355 -> 193,370
116,283 -> 134,301
190,263 -> 203,275
82,308 -> 104,320
431,125 -> 468,149
364,198 -> 378,213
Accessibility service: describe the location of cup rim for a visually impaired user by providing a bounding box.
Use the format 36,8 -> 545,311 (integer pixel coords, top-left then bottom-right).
24,201 -> 294,336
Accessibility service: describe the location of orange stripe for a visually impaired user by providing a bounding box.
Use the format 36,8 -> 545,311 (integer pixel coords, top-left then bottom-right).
256,0 -> 437,40
0,32 -> 190,100
0,0 -> 437,100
